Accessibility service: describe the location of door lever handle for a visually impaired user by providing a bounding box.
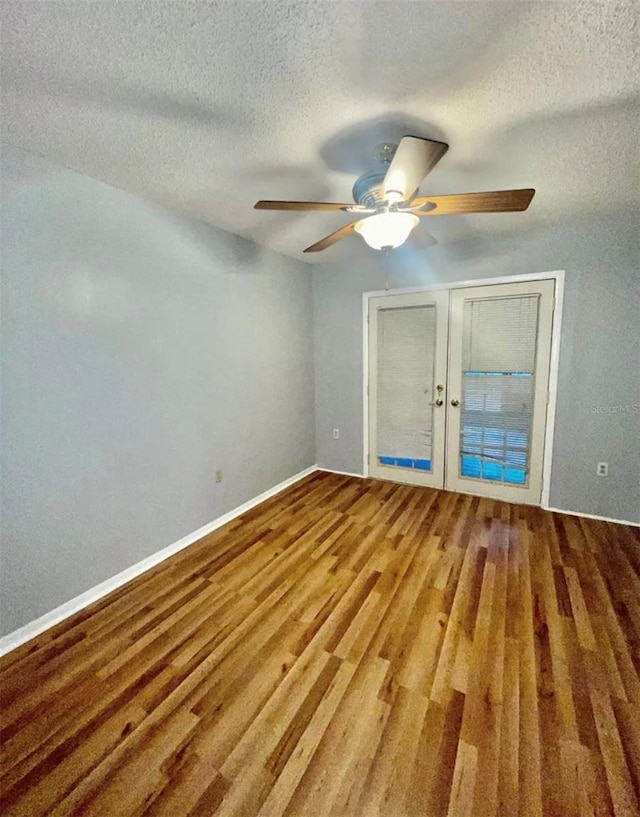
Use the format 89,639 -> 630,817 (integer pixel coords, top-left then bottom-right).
450,398 -> 460,407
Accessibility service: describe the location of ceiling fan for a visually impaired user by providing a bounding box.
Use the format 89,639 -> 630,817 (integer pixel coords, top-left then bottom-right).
254,136 -> 535,253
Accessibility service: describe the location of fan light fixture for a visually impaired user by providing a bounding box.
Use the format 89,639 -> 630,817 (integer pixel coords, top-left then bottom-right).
354,212 -> 419,250
254,135 -> 536,253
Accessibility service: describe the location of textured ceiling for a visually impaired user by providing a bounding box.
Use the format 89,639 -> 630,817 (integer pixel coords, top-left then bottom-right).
2,0 -> 639,264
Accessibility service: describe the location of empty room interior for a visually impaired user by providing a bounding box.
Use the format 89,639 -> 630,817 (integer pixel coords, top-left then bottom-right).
1,2 -> 639,816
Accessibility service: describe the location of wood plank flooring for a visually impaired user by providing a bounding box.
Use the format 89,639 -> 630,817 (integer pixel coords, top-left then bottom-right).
1,471 -> 639,816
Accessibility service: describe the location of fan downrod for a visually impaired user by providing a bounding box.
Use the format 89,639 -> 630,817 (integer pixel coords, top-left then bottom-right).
372,142 -> 398,165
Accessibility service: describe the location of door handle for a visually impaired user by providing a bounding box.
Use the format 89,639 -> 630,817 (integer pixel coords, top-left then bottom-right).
432,399 -> 443,407
450,398 -> 460,407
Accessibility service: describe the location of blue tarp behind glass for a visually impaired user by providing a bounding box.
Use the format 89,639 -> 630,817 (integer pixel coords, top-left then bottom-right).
379,457 -> 432,471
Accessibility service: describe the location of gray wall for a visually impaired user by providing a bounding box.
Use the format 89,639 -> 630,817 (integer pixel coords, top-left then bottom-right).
314,217 -> 640,523
2,145 -> 638,639
1,146 -> 315,636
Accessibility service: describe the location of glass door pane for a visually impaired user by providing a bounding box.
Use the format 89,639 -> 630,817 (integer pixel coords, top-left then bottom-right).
459,295 -> 539,486
377,304 -> 436,473
446,280 -> 555,504
369,290 -> 448,488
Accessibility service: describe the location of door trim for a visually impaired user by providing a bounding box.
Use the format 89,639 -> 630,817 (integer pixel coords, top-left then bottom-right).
362,270 -> 565,509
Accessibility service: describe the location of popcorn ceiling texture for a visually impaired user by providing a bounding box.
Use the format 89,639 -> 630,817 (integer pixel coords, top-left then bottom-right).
1,0 -> 638,263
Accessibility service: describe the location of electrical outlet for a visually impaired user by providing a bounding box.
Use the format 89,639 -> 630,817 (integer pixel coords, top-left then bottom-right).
596,462 -> 608,477
215,469 -> 223,483
333,429 -> 340,439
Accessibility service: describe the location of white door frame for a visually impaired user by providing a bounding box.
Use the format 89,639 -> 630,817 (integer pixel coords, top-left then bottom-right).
362,270 -> 565,509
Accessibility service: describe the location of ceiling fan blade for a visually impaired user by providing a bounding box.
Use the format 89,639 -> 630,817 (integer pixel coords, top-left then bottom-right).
382,136 -> 449,203
255,200 -> 365,212
412,189 -> 535,215
303,220 -> 359,253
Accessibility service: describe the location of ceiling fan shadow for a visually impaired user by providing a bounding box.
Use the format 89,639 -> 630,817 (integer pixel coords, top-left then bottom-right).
350,0 -> 529,100
3,69 -> 248,131
475,94 -> 640,223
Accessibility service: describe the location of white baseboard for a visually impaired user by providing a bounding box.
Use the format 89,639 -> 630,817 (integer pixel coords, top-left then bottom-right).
0,465 -> 319,657
543,505 -> 640,528
317,467 -> 366,479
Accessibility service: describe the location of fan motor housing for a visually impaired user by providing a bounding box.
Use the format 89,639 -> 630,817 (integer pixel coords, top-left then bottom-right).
352,171 -> 388,209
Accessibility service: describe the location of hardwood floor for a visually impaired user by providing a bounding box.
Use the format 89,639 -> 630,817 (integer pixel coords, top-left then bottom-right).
1,471 -> 639,817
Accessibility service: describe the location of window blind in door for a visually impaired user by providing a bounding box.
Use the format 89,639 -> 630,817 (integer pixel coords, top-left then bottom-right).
377,305 -> 436,469
460,295 -> 540,485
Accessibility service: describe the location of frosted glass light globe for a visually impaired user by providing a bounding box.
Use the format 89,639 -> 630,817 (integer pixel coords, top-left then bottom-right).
354,212 -> 420,250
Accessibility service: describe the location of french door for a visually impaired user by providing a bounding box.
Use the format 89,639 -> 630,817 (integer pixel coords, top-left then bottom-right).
368,291 -> 449,488
368,279 -> 555,505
